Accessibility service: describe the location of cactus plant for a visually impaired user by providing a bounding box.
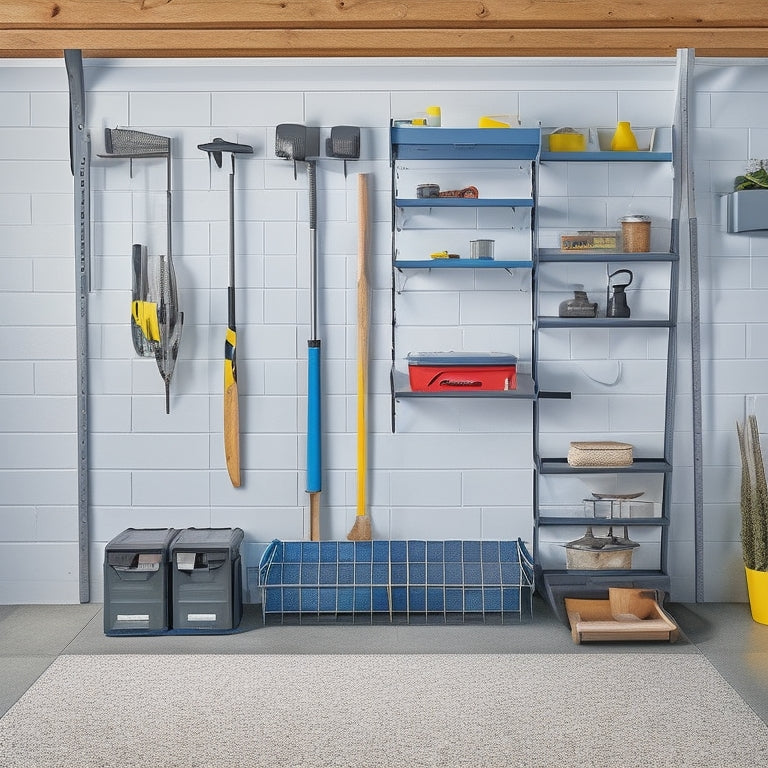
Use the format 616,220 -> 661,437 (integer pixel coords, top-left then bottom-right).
737,415 -> 768,572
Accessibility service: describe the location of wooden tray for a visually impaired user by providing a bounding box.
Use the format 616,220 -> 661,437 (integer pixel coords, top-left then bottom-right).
565,587 -> 679,644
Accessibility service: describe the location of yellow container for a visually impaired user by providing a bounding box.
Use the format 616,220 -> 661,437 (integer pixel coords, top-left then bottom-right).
548,132 -> 587,152
478,115 -> 515,128
746,566 -> 768,625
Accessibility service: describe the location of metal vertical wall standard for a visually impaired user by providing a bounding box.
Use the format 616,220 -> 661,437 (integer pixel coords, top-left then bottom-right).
64,49 -> 91,603
676,48 -> 705,601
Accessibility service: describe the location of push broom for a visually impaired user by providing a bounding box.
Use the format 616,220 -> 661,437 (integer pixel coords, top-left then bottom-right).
348,174 -> 372,541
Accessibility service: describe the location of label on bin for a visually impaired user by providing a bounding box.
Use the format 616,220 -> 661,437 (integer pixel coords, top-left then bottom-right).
187,613 -> 217,622
137,554 -> 160,571
176,552 -> 197,571
117,614 -> 149,623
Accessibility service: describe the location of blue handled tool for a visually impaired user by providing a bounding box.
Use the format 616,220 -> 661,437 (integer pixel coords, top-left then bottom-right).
276,124 -> 323,540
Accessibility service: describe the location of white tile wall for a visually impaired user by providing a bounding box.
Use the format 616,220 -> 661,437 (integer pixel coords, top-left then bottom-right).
1,55 -> 766,605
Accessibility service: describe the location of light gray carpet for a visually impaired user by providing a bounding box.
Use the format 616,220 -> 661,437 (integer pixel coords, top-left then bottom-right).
0,653 -> 766,768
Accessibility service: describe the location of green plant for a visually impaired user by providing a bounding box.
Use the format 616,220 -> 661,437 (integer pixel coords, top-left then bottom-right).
734,159 -> 768,191
737,415 -> 768,571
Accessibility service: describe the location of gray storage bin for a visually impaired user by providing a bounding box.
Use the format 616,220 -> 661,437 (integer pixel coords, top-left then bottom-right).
103,528 -> 178,635
170,527 -> 244,631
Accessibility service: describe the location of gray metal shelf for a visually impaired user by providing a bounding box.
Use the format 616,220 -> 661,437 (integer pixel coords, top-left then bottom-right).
533,120 -> 680,620
537,458 -> 672,474
538,517 -> 670,526
537,317 -> 673,329
538,248 -> 678,263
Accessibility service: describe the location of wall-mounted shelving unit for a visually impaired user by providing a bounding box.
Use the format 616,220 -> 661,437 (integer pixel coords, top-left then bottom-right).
534,141 -> 679,623
389,126 -> 541,431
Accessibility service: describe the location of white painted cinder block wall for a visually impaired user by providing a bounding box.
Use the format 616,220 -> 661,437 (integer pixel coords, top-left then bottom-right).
0,56 -> 765,604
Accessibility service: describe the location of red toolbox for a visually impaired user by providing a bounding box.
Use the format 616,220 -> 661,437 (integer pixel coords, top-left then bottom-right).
407,352 -> 518,391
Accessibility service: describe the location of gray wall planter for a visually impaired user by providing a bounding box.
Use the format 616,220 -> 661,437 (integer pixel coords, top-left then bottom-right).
725,190 -> 768,233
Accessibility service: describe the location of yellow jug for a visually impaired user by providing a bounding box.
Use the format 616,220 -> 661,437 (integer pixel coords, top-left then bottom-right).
611,121 -> 638,151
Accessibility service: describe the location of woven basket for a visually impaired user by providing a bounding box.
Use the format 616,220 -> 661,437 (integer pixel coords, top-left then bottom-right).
567,441 -> 633,468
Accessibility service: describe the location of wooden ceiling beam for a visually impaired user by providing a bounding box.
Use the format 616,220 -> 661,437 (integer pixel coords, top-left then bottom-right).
0,1 -> 766,57
1,27 -> 767,59
2,0 -> 767,30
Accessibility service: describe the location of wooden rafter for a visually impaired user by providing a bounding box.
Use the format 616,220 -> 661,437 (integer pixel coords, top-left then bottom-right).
0,0 -> 766,57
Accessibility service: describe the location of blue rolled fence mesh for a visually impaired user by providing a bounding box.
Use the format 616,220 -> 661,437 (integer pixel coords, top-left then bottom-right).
258,539 -> 534,623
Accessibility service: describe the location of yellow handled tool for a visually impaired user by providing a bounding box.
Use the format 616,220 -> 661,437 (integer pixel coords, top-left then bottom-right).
348,174 -> 372,541
131,299 -> 160,343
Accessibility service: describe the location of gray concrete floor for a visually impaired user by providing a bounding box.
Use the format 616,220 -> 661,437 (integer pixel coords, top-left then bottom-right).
1,598 -> 767,726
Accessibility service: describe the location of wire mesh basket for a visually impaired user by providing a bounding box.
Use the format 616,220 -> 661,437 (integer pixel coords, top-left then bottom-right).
258,539 -> 534,624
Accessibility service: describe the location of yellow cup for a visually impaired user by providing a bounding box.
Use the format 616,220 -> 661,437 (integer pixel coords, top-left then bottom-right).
548,133 -> 587,152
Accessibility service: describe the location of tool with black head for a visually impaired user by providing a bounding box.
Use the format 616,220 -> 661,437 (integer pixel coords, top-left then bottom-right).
275,124 -> 324,539
198,138 -> 254,487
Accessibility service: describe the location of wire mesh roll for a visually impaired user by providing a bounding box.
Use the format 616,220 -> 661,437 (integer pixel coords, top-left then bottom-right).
104,128 -> 170,157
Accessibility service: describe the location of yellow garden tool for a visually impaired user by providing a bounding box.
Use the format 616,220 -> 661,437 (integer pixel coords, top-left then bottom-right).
348,174 -> 372,541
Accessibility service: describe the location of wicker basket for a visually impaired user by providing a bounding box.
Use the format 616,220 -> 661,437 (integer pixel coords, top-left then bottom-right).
567,441 -> 633,468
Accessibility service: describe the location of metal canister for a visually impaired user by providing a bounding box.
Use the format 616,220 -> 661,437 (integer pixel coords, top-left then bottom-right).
619,215 -> 651,252
417,183 -> 440,199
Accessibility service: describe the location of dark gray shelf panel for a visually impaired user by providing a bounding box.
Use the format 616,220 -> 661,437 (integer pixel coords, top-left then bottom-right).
537,458 -> 672,474
538,248 -> 677,263
537,516 -> 669,526
537,317 -> 672,329
541,568 -> 666,577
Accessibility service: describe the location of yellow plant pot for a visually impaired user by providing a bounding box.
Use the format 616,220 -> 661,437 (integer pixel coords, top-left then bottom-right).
745,566 -> 768,625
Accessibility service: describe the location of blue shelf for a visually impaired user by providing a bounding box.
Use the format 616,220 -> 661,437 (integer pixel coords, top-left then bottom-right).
392,127 -> 541,161
540,151 -> 672,162
395,259 -> 533,270
396,197 -> 533,208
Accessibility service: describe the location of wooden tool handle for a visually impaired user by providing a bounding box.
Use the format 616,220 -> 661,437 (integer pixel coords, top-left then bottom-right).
356,174 -> 370,517
224,379 -> 240,487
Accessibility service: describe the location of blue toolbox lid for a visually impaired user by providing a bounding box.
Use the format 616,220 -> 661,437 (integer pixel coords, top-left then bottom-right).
406,351 -> 518,366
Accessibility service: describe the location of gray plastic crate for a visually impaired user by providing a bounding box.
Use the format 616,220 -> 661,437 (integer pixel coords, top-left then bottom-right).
103,528 -> 178,635
170,527 -> 244,631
